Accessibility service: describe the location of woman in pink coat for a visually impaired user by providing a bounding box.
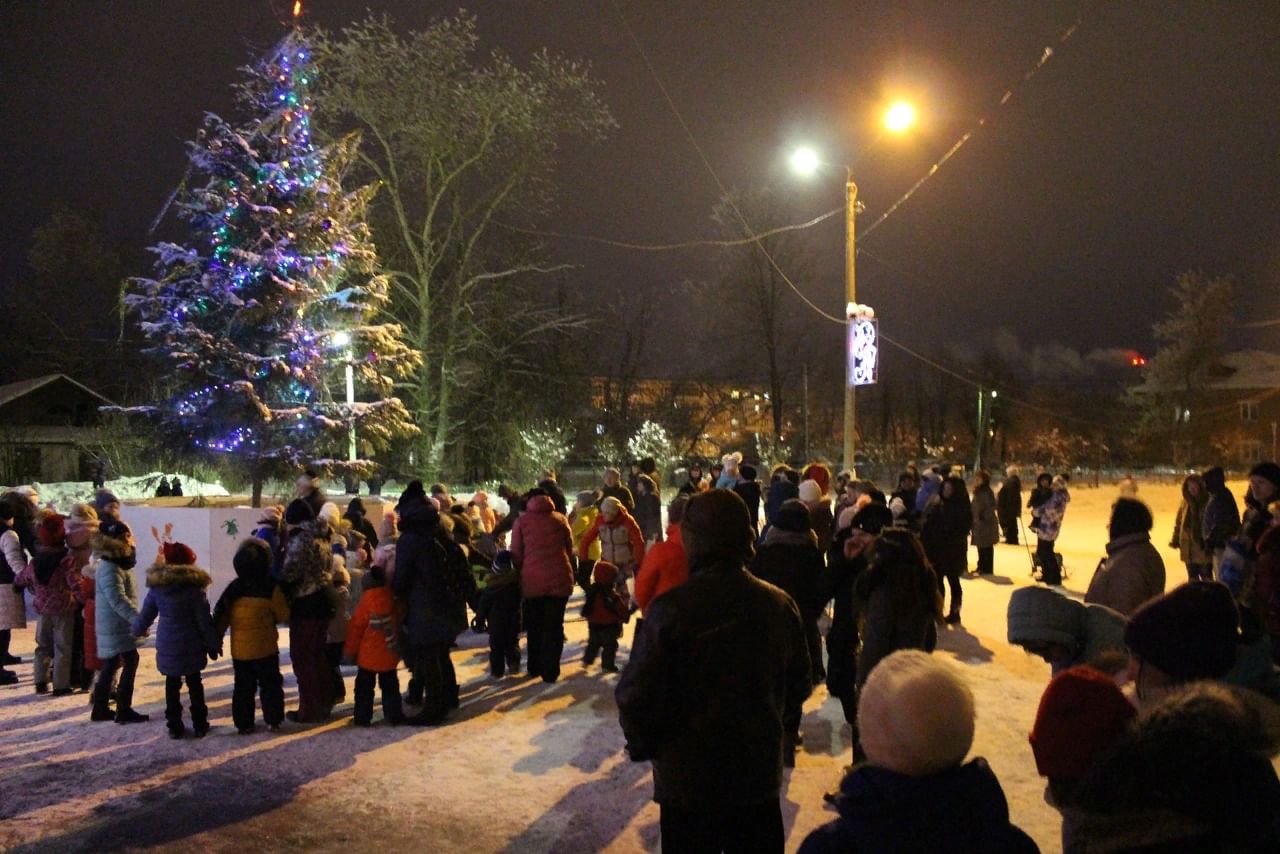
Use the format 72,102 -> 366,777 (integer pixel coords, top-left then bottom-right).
511,489 -> 574,683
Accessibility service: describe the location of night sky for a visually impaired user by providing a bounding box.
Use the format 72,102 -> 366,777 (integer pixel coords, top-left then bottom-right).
3,1 -> 1278,376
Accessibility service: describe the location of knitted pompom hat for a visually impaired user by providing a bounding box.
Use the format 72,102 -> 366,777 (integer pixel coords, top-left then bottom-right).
1029,665 -> 1135,780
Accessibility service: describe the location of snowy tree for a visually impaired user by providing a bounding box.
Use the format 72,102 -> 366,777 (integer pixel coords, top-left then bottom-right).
1135,271 -> 1235,438
628,421 -> 677,474
317,14 -> 614,475
517,422 -> 571,484
124,30 -> 419,505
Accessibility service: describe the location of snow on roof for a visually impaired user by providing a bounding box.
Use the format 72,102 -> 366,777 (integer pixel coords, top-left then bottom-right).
1208,350 -> 1280,390
0,374 -> 115,409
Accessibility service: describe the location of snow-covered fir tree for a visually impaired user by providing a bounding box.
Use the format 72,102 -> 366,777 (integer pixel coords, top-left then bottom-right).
126,29 -> 418,504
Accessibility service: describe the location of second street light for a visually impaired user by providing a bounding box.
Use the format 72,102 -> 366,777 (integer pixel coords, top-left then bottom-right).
790,99 -> 917,474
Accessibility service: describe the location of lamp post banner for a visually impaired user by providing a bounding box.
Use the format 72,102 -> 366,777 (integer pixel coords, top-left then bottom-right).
848,317 -> 879,386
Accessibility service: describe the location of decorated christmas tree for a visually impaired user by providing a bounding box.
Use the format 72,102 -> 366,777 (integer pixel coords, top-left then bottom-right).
126,28 -> 418,504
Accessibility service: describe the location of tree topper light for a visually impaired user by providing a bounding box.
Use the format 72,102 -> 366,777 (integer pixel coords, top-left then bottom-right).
847,303 -> 879,386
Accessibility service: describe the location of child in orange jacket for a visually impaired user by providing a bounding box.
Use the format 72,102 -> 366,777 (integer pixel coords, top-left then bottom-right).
343,565 -> 404,726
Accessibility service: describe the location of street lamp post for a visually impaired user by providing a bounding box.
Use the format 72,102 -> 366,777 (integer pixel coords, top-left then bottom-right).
332,331 -> 357,463
844,171 -> 858,474
791,100 -> 916,475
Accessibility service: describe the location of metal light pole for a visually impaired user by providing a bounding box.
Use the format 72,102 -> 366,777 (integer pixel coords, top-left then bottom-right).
344,349 -> 356,462
844,172 -> 858,474
332,331 -> 357,462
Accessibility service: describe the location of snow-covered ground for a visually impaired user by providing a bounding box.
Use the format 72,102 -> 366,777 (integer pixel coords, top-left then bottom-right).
0,479 -> 1259,852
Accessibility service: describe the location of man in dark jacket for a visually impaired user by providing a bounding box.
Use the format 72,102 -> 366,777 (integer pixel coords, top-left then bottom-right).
599,468 -> 635,513
997,465 -> 1023,545
1201,466 -> 1241,578
392,489 -> 461,725
616,489 -> 812,853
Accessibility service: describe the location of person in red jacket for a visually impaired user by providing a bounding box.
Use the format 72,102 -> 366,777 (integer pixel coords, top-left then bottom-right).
343,564 -> 404,726
579,496 -> 646,603
634,496 -> 690,617
581,561 -> 630,673
512,488 -> 575,683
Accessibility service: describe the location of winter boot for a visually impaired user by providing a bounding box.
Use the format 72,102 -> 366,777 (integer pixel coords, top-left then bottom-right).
115,708 -> 150,724
35,682 -> 49,694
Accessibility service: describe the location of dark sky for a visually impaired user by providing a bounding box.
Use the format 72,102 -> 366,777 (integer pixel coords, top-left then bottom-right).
3,0 -> 1279,373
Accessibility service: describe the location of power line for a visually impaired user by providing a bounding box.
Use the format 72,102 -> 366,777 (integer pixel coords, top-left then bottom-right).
496,207 -> 843,251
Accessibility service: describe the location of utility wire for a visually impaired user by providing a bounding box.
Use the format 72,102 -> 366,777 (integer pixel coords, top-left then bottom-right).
497,207 -> 843,251
609,0 -> 847,324
859,13 -> 1085,241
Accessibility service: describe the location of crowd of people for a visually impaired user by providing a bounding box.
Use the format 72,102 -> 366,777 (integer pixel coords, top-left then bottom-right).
2,456 -> 1280,850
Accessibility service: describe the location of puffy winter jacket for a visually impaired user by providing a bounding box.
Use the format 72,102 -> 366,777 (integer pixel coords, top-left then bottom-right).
799,760 -> 1037,853
634,524 -> 688,615
95,555 -> 143,660
1034,487 -> 1071,541
392,497 -> 462,646
132,562 -> 218,677
1006,585 -> 1127,674
15,548 -> 78,617
749,528 -> 825,621
344,584 -> 401,672
512,494 -> 575,599
214,581 -> 290,661
1202,467 -> 1241,552
1085,532 -> 1166,616
616,559 -> 812,810
570,506 -> 601,561
579,506 -> 645,570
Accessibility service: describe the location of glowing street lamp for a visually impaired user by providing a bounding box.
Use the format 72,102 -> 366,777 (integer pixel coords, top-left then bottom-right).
884,100 -> 917,134
790,100 -> 917,472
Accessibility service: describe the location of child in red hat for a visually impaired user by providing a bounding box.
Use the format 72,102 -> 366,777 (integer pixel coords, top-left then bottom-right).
133,541 -> 220,738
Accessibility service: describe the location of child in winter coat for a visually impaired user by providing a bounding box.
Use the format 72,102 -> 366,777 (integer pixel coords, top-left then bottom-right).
580,561 -> 629,673
343,564 -> 404,726
369,512 -> 398,590
475,550 -> 523,677
91,520 -> 148,724
63,503 -> 99,692
213,538 -> 290,734
133,542 -> 220,738
15,514 -> 78,695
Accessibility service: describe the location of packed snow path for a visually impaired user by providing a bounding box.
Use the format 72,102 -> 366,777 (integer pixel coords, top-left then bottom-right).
0,481 -> 1265,852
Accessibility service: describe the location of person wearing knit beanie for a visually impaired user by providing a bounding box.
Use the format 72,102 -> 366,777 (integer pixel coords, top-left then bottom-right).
802,649 -> 1037,853
36,514 -> 66,549
1125,581 -> 1240,705
859,650 -> 974,775
1030,665 -> 1135,781
802,463 -> 832,497
284,498 -> 315,528
1249,462 -> 1280,502
1028,666 -> 1136,852
772,498 -> 813,535
93,489 -> 121,521
798,479 -> 823,505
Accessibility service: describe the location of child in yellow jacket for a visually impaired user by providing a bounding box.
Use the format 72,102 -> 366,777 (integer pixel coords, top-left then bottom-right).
214,538 -> 290,734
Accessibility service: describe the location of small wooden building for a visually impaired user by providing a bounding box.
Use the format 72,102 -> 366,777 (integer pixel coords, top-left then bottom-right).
0,374 -> 113,483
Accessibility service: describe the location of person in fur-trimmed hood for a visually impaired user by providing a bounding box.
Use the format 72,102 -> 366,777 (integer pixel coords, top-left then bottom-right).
133,542 -> 220,738
91,520 -> 148,724
580,560 -> 629,673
